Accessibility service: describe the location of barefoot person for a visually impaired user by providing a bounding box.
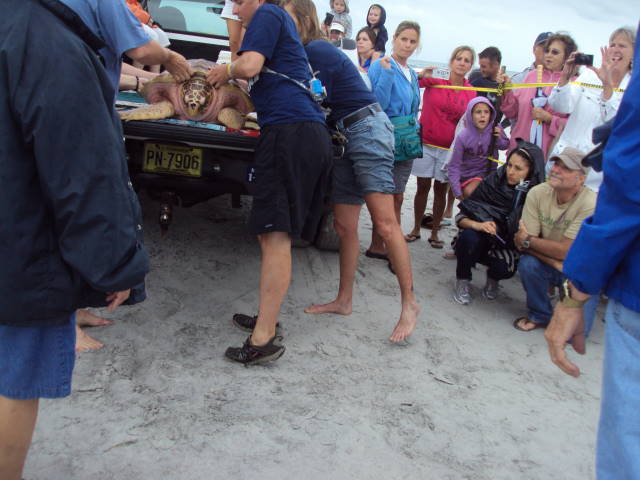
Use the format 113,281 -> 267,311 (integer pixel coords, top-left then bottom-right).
365,22 -> 423,266
281,0 -> 420,343
0,2 -> 150,478
208,0 -> 332,364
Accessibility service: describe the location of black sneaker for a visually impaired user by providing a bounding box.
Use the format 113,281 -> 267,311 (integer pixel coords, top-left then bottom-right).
224,335 -> 285,365
232,313 -> 280,332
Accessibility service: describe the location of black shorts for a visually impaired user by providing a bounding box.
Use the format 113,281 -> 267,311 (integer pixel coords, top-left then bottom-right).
249,122 -> 332,242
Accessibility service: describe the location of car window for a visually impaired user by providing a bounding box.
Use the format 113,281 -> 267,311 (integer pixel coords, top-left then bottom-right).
148,0 -> 229,38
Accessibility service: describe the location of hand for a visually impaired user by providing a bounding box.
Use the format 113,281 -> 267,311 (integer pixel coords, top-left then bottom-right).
545,302 -> 586,377
559,51 -> 579,85
493,126 -> 501,136
419,66 -> 435,79
105,290 -> 131,312
207,64 -> 230,88
163,50 -> 192,82
496,72 -> 509,84
514,219 -> 529,250
379,56 -> 392,70
476,221 -> 497,235
532,107 -> 552,123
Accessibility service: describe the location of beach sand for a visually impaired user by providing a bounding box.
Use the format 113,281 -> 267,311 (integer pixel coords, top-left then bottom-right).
26,181 -> 604,479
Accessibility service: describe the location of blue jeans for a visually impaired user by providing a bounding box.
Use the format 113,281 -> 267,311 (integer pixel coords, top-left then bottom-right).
597,299 -> 640,479
519,254 -> 598,336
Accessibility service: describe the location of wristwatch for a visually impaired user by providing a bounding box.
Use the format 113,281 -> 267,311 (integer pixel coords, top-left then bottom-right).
560,279 -> 588,308
522,235 -> 532,249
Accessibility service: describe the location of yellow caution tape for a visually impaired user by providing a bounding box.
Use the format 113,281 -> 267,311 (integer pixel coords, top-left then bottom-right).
428,81 -> 625,94
422,143 -> 505,165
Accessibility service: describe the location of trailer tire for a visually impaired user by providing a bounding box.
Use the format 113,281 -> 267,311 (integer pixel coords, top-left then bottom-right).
314,209 -> 340,251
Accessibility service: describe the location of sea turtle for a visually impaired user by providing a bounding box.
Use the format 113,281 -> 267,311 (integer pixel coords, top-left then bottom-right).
119,59 -> 255,129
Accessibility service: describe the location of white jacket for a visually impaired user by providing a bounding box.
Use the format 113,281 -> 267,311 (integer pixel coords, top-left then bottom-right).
548,68 -> 630,192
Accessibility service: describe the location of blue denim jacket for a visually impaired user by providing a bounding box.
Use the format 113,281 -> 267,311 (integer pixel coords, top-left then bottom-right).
0,0 -> 149,327
564,30 -> 640,313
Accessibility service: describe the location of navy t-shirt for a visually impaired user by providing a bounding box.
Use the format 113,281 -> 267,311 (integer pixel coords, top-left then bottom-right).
304,40 -> 376,124
238,4 -> 324,127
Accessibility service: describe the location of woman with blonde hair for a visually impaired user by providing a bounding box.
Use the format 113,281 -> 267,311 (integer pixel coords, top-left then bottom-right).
404,45 -> 476,249
280,0 -> 420,343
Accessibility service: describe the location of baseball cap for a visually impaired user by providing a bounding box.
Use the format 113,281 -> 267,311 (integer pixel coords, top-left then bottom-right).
330,22 -> 345,33
534,32 -> 553,46
549,147 -> 590,174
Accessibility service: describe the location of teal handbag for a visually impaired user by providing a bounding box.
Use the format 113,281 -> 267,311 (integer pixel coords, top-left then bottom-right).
390,115 -> 422,162
390,65 -> 422,162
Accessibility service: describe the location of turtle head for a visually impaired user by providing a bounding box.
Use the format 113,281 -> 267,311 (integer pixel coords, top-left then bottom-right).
181,73 -> 214,117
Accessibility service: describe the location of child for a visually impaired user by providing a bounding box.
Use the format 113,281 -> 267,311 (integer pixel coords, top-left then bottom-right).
366,4 -> 388,59
447,97 -> 510,200
328,0 -> 352,38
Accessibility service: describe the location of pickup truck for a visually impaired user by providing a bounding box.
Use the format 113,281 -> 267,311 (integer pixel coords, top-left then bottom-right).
120,0 -> 338,249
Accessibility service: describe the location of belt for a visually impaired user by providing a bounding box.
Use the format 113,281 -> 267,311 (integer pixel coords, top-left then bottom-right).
340,103 -> 382,130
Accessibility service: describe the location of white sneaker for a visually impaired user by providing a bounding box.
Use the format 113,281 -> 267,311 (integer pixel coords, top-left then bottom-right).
483,276 -> 499,300
453,279 -> 472,305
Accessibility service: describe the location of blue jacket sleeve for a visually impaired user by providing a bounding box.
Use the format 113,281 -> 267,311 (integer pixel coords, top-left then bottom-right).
563,44 -> 640,295
14,44 -> 149,296
369,60 -> 394,111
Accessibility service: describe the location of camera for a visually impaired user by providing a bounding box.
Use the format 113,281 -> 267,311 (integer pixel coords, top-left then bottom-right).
574,53 -> 594,66
324,12 -> 334,26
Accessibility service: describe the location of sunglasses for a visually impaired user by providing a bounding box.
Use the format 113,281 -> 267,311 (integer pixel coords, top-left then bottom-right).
545,48 -> 562,55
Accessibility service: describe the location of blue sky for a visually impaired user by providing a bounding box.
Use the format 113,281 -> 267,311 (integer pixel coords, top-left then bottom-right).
314,0 -> 638,71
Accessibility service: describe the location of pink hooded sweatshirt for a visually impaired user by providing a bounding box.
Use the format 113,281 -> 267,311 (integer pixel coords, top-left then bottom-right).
501,68 -> 568,159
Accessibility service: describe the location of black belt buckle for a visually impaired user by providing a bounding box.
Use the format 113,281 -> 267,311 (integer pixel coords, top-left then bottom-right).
341,103 -> 381,130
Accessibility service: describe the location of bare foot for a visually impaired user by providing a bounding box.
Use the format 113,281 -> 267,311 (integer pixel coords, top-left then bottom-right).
389,301 -> 421,343
304,300 -> 352,315
75,325 -> 104,352
76,308 -> 112,328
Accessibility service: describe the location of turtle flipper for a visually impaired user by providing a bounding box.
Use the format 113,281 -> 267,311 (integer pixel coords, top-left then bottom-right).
119,101 -> 176,121
217,108 -> 244,129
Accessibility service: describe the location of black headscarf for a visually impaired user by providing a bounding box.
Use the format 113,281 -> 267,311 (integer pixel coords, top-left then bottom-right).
458,139 -> 545,246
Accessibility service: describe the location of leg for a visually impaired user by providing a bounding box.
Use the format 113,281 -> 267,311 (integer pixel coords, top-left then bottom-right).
454,229 -> 489,281
0,396 -> 38,480
443,184 -> 455,218
251,231 -> 292,346
305,204 -> 361,315
462,179 -> 482,199
369,194 -> 403,255
75,309 -> 112,352
516,254 -> 559,329
366,193 -> 420,342
407,177 -> 431,238
596,300 -> 640,479
428,180 -> 448,245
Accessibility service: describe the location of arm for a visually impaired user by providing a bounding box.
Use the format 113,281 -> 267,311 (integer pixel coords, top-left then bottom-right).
125,42 -> 191,82
368,59 -> 394,110
207,51 -> 266,88
496,126 -> 510,150
527,235 -> 573,261
14,48 -> 149,295
548,52 -> 581,114
458,218 -> 497,235
447,137 -> 465,198
526,248 -> 564,271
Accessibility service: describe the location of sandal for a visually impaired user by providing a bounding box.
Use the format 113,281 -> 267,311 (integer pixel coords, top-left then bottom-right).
420,214 -> 433,229
512,317 -> 546,332
404,233 -> 421,243
428,238 -> 444,249
365,250 -> 389,261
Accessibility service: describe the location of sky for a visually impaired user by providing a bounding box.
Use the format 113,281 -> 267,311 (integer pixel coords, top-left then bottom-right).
313,0 -> 639,71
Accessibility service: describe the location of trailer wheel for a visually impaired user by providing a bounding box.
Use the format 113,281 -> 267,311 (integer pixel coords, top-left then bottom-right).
314,209 -> 340,251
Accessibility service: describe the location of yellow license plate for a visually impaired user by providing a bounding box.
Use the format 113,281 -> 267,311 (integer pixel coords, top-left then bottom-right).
143,143 -> 203,177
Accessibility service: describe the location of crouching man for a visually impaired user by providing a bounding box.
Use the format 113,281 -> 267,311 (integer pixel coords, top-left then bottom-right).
512,147 -> 598,333
0,1 -> 150,478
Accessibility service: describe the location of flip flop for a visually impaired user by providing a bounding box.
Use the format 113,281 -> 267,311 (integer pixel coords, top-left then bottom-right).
404,233 -> 421,243
428,238 -> 444,249
441,219 -> 452,227
512,317 -> 546,332
365,250 -> 389,261
443,251 -> 456,260
420,214 -> 433,229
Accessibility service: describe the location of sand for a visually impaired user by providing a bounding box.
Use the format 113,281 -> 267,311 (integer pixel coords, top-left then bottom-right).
26,183 -> 604,480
